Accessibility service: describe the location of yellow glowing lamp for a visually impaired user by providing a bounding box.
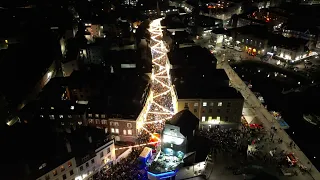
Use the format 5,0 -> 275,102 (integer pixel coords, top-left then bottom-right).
5,40 -> 8,43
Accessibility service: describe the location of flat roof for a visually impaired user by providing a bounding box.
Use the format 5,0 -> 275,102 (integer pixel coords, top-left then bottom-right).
168,46 -> 217,69
171,69 -> 243,100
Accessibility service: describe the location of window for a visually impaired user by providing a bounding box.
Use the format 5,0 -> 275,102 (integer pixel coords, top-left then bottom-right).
68,161 -> 72,167
208,116 -> 212,121
101,114 -> 106,118
91,159 -> 95,164
127,123 -> 132,128
70,170 -> 74,175
115,129 -> 119,134
68,115 -> 72,118
101,120 -> 107,125
217,109 -> 220,113
80,166 -> 83,171
49,115 -> 55,120
53,170 -> 57,176
184,103 -> 188,107
218,102 -> 222,106
114,122 -> 119,126
111,128 -> 115,133
209,109 -> 212,113
202,102 -> 207,106
59,115 -> 63,118
40,115 -> 44,118
95,119 -> 100,124
194,103 -> 198,106
45,175 -> 50,180
88,119 -> 93,124
194,109 -> 197,113
70,106 -> 74,110
63,174 -> 67,180
123,130 -> 127,135
201,116 -> 205,122
110,122 -> 113,126
210,102 -> 214,106
51,107 -> 55,110
78,121 -> 82,125
95,114 -> 99,118
100,152 -> 104,158
86,162 -> 89,167
217,116 -> 221,121
128,130 -> 132,135
88,114 -> 92,117
107,147 -> 110,153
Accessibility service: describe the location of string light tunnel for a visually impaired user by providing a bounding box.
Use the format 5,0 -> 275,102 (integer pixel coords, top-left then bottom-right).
115,18 -> 175,150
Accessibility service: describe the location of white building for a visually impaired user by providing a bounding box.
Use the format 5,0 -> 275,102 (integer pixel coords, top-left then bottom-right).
36,133 -> 116,180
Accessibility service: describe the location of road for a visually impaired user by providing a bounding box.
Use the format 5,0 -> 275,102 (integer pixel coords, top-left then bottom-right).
216,55 -> 320,180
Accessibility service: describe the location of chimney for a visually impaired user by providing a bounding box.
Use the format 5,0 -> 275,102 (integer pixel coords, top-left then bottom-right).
88,136 -> 92,143
66,141 -> 72,153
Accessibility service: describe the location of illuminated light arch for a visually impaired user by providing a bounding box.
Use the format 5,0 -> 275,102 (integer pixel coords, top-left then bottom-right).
115,18 -> 175,150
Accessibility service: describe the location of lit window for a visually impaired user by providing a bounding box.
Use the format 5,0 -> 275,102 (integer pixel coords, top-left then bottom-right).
88,119 -> 93,123
208,116 -> 212,121
127,123 -> 132,128
49,115 -> 55,120
95,114 -> 99,118
194,103 -> 199,106
68,161 -> 72,167
101,114 -> 106,118
95,119 -> 100,124
51,107 -> 55,110
218,102 -> 223,106
111,128 -> 115,133
60,165 -> 65,171
217,116 -> 221,121
203,102 -> 207,106
115,129 -> 119,134
123,130 -> 127,135
202,116 -> 205,122
40,115 -> 44,118
101,120 -> 107,124
68,115 -> 72,118
59,115 -> 63,118
128,130 -> 132,135
53,170 -> 57,176
210,102 -> 214,106
70,106 -> 74,110
88,114 -> 92,117
78,121 -> 82,125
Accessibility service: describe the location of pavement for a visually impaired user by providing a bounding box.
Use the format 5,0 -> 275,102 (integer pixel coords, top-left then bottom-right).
215,56 -> 320,180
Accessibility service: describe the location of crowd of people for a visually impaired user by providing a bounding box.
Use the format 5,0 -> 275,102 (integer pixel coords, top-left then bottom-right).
94,147 -> 147,180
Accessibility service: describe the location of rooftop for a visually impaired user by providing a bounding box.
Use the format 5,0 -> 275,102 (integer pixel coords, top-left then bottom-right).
268,34 -> 308,50
1,123 -> 110,180
168,46 -> 217,70
233,25 -> 269,39
171,69 -> 243,100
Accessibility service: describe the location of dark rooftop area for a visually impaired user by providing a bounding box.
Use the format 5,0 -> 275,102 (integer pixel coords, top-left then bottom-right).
268,34 -> 308,50
168,46 -> 217,70
233,25 -> 269,39
171,69 -> 243,100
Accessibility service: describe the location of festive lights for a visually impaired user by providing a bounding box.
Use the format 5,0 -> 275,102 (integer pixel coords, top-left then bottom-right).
115,19 -> 175,151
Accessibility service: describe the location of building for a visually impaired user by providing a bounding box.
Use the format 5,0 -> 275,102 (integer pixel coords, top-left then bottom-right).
168,46 -> 217,70
231,13 -> 267,28
147,110 -> 208,180
171,69 -> 244,128
85,72 -> 150,142
232,25 -> 269,56
81,45 -> 104,65
2,125 -> 116,180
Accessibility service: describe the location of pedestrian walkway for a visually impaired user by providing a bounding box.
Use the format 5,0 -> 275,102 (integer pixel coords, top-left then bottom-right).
217,60 -> 320,180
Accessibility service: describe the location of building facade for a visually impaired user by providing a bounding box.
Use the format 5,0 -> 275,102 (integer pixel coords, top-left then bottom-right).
36,139 -> 116,180
176,98 -> 244,128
